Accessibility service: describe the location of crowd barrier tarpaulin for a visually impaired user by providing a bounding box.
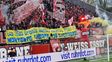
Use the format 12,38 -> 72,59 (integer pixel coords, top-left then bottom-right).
0,45 -> 30,59
0,48 -> 96,62
6,26 -> 76,44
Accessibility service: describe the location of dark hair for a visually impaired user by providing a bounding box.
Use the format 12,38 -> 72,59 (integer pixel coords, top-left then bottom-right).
11,48 -> 14,50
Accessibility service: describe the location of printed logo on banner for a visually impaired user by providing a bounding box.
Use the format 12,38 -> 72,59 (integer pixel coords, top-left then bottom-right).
59,35 -> 106,51
0,46 -> 30,58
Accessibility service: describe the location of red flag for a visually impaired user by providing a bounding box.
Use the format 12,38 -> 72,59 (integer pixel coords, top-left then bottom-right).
0,9 -> 5,26
41,20 -> 47,25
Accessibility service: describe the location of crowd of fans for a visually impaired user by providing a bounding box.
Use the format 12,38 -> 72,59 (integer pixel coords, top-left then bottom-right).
0,0 -> 98,30
65,1 -> 97,25
0,2 -> 107,60
0,0 -> 105,47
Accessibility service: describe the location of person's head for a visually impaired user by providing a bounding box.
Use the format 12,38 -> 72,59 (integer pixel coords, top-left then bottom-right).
11,48 -> 13,50
9,47 -> 15,52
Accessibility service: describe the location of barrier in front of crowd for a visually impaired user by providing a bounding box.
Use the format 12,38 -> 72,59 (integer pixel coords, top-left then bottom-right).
0,48 -> 96,62
0,34 -> 112,62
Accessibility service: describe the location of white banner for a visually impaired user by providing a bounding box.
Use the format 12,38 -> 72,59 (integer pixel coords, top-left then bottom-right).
0,48 -> 96,62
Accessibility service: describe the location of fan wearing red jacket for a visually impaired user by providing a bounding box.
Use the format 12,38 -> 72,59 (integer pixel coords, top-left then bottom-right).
78,15 -> 91,48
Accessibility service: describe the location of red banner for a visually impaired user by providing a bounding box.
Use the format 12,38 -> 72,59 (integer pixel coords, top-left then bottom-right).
31,44 -> 51,54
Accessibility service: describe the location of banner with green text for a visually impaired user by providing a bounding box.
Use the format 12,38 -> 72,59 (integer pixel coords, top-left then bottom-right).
6,26 -> 76,44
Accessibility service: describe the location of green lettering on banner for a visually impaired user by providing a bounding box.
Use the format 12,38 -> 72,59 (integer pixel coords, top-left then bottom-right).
38,27 -> 50,32
50,28 -> 63,33
34,33 -> 50,40
15,30 -> 24,36
24,28 -> 37,36
6,30 -> 15,37
51,33 -> 58,39
64,26 -> 76,32
50,28 -> 63,39
58,31 -> 76,38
